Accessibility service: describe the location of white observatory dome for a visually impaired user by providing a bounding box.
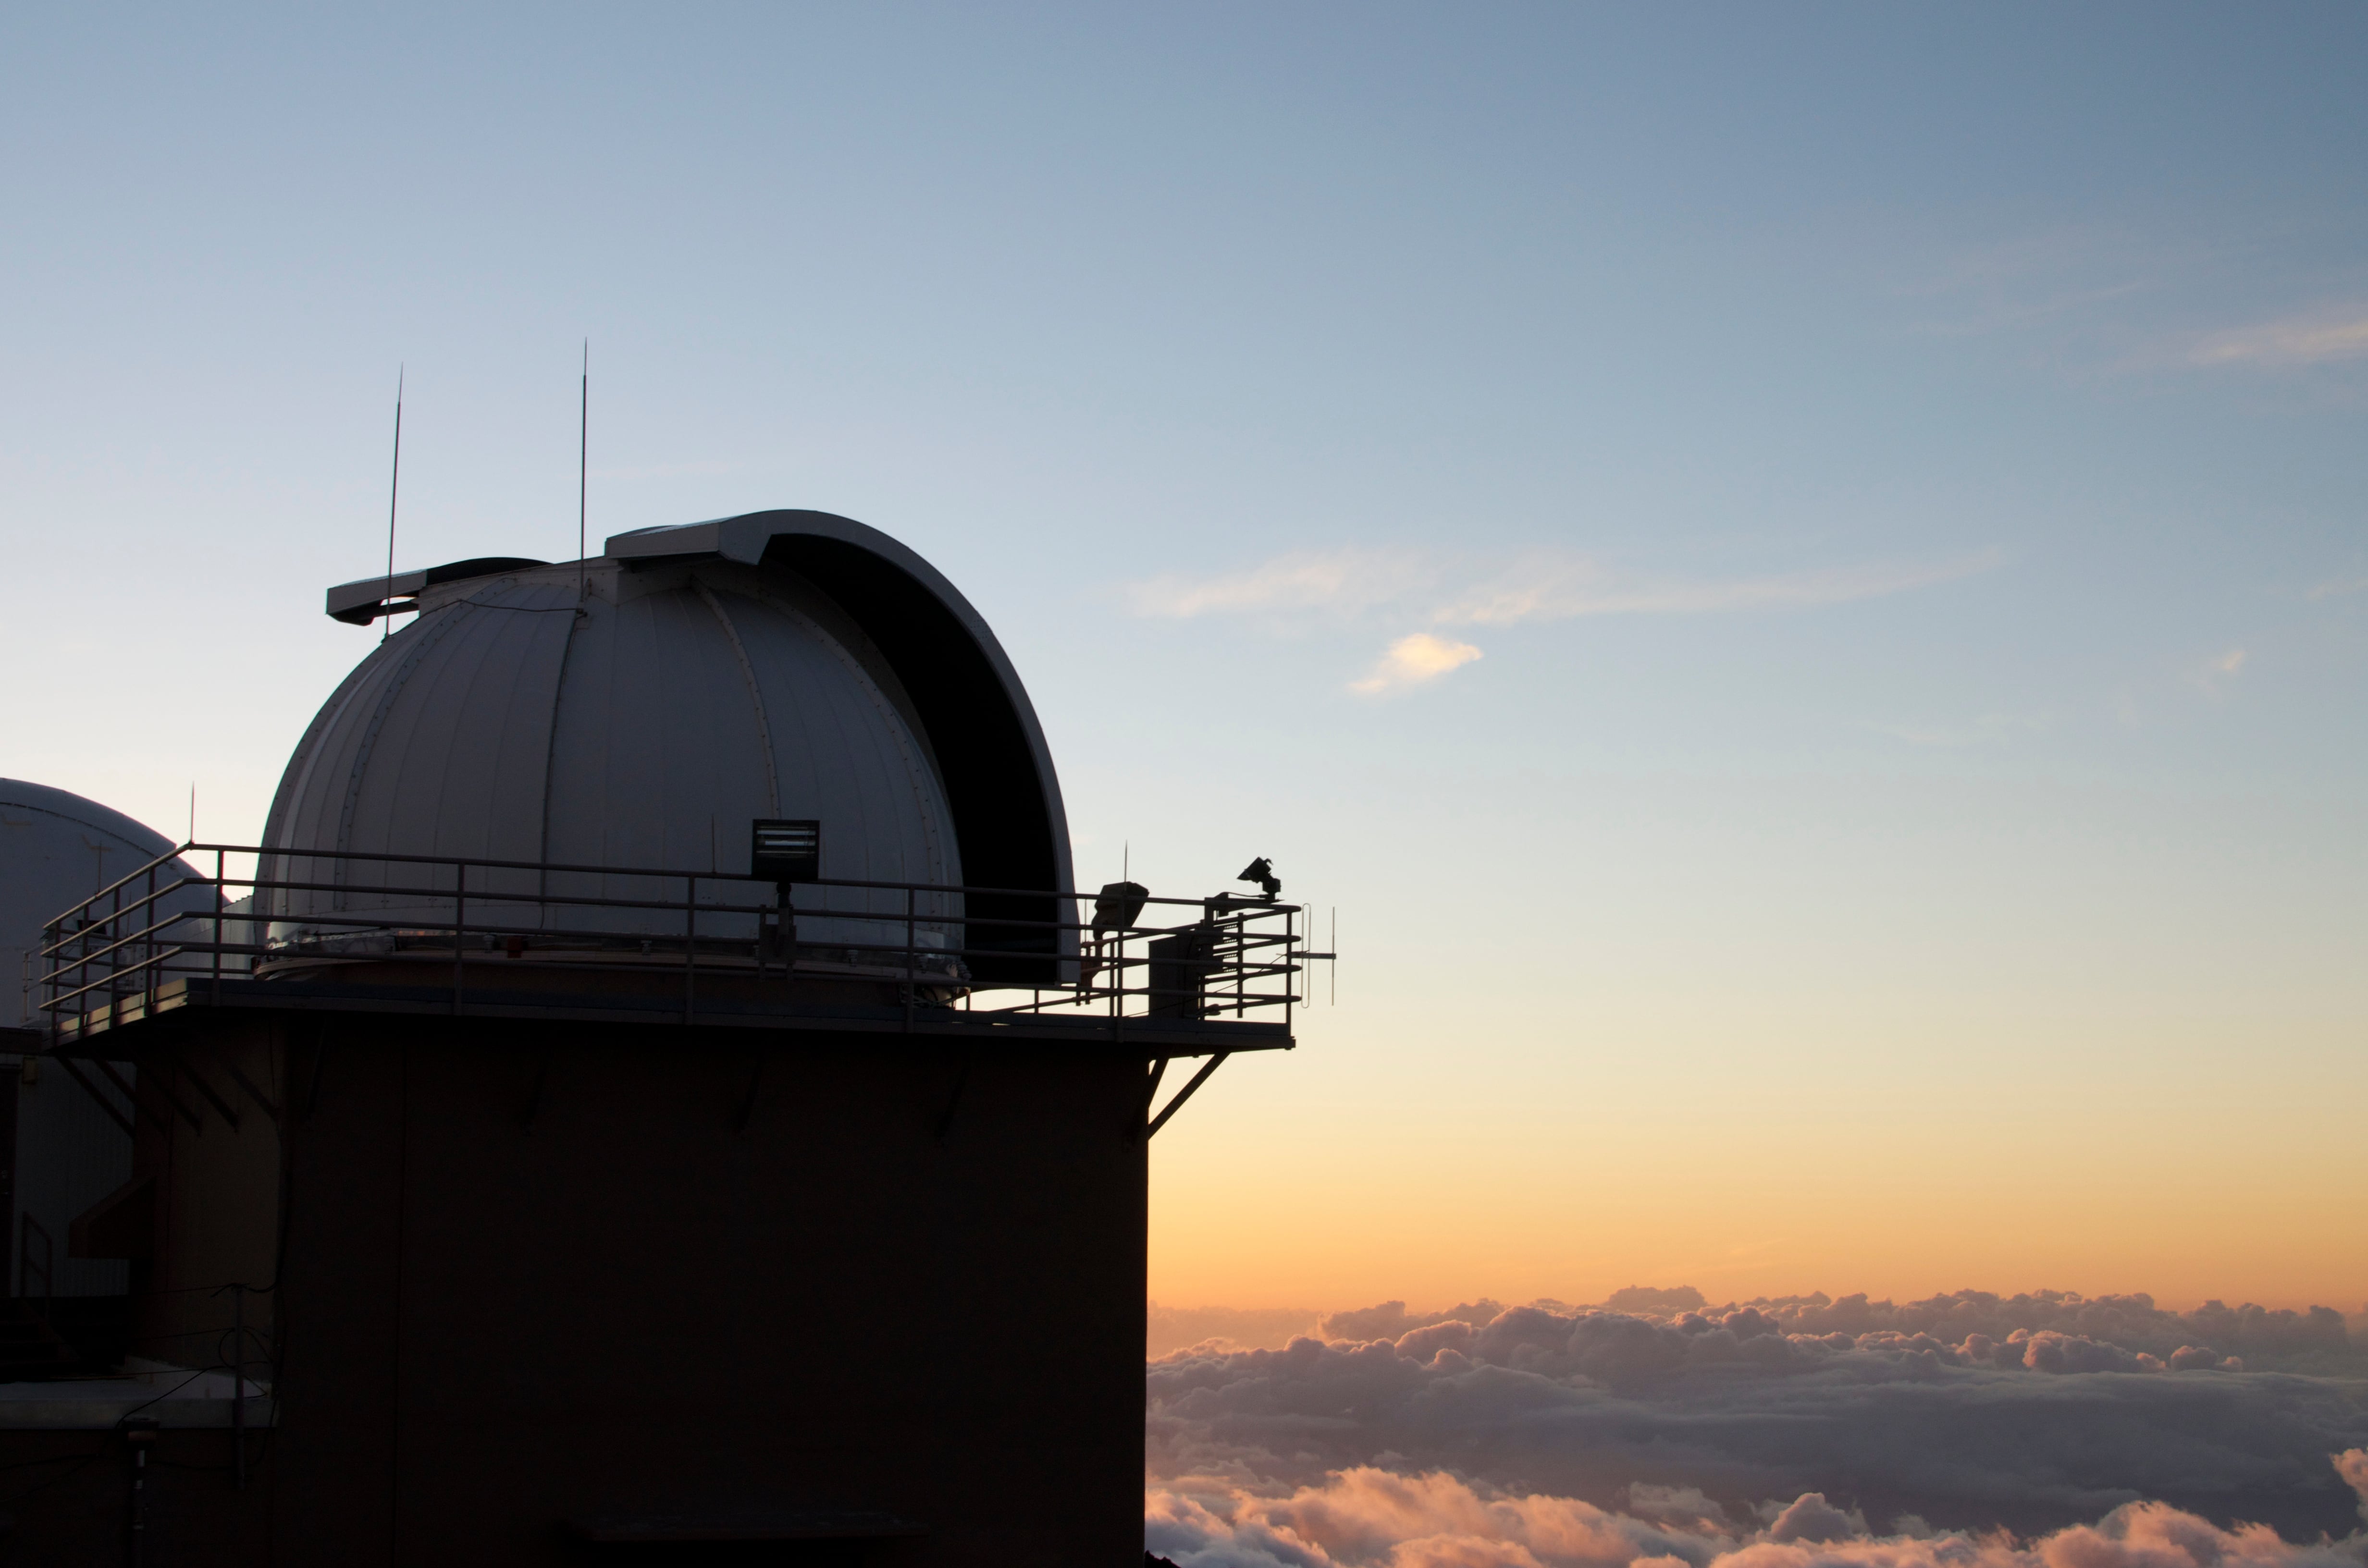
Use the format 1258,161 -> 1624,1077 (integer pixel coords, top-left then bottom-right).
1,780 -> 214,1298
0,779 -> 212,1030
263,511 -> 1073,974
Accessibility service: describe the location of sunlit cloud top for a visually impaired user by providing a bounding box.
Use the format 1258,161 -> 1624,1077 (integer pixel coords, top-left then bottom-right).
1349,632 -> 1482,696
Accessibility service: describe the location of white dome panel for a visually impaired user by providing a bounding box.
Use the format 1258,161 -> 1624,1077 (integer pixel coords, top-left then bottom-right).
262,559 -> 960,951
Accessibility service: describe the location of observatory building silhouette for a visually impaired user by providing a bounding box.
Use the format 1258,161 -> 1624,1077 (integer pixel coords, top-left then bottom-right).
12,511 -> 1319,1564
0,782 -> 212,1323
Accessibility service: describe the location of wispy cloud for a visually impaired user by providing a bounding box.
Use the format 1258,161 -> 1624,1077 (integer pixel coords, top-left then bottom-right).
1125,548 -> 1428,620
2307,574 -> 2368,601
1879,222 -> 2368,381
2190,310 -> 2368,368
1893,227 -> 2155,340
2189,646 -> 2249,696
1349,633 -> 1482,695
1131,547 -> 1995,699
1434,552 -> 2000,626
1128,546 -> 1998,629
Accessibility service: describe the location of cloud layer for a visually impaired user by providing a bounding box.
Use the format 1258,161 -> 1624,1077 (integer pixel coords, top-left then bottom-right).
1147,1289 -> 2368,1557
1152,1301 -> 1324,1359
1148,1459 -> 2368,1568
1315,1289 -> 2356,1374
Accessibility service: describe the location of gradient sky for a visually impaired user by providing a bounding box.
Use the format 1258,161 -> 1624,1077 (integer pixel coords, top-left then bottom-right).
5,5 -> 2364,1314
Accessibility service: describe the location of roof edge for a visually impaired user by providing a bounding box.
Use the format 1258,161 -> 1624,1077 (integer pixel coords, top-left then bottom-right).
326,558 -> 551,624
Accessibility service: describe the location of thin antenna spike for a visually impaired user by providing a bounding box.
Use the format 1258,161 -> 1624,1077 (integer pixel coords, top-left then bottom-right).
382,366 -> 404,644
578,340 -> 589,599
188,783 -> 196,845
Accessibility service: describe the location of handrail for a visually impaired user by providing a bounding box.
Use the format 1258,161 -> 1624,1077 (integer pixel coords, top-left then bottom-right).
196,840 -> 1222,905
37,842 -> 1333,1044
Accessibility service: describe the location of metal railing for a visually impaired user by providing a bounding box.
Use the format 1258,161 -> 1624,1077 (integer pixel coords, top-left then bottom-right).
37,843 -> 1327,1042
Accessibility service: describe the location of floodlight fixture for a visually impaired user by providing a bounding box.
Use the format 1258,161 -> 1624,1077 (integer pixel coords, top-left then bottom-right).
1092,881 -> 1149,935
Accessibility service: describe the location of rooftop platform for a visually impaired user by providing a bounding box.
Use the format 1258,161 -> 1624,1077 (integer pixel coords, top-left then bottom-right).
47,971 -> 1293,1058
35,843 -> 1320,1066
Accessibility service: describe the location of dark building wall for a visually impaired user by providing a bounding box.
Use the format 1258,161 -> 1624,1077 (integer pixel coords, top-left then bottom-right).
0,1427 -> 272,1563
86,1011 -> 1148,1566
132,1022 -> 284,1361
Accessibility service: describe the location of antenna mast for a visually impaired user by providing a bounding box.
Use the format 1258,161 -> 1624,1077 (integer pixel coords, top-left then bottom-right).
578,341 -> 588,600
382,367 -> 404,644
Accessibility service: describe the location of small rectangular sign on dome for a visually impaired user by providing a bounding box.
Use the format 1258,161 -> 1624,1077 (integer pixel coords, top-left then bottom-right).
750,819 -> 821,883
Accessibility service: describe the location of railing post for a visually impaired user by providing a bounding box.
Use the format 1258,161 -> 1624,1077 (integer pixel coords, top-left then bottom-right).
452,860 -> 467,1016
903,885 -> 915,1034
1233,909 -> 1246,1018
1285,905 -> 1295,1036
51,915 -> 70,1045
212,848 -> 225,1006
107,878 -> 122,1032
145,857 -> 159,1014
683,874 -> 697,1026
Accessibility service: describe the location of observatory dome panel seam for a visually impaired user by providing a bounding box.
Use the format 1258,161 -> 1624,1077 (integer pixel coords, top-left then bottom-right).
614,583 -> 771,872
323,594 -> 476,894
431,580 -> 578,871
377,584 -> 571,872
259,652 -> 377,895
691,581 -> 783,819
731,585 -> 957,890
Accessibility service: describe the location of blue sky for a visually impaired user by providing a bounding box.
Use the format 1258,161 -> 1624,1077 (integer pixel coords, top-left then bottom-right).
5,4 -> 2365,1306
